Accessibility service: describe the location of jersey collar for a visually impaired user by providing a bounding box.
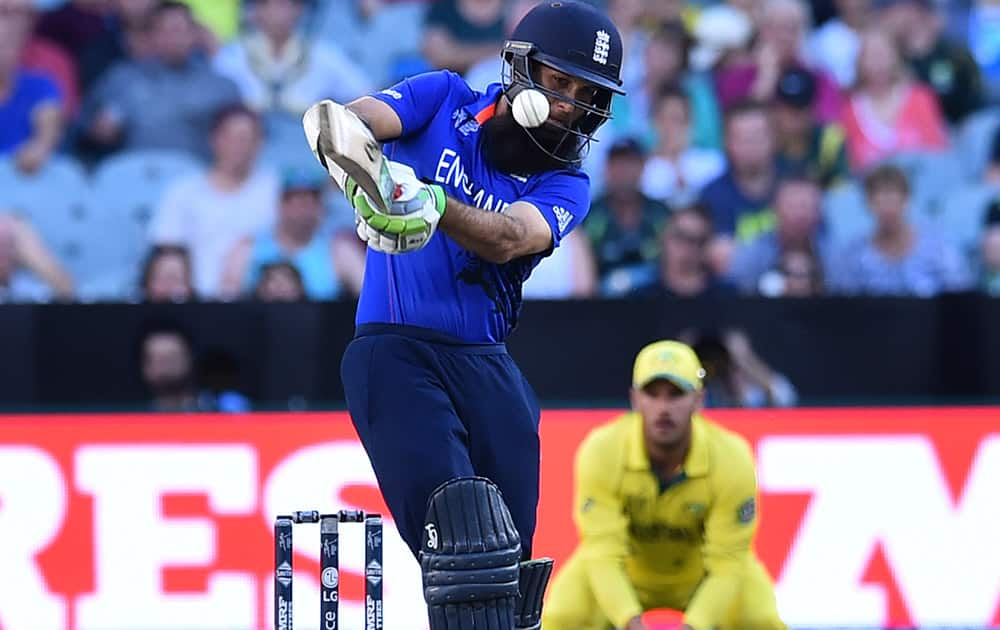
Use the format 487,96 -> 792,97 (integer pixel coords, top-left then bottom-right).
467,83 -> 503,126
627,412 -> 710,479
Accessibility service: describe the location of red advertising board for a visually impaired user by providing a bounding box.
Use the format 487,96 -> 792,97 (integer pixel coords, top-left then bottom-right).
0,408 -> 998,629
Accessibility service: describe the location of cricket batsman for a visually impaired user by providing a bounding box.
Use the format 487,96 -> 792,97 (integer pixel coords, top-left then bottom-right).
542,341 -> 786,630
301,2 -> 625,629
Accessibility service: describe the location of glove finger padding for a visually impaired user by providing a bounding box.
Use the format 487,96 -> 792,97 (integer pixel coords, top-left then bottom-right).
421,477 -> 522,630
353,194 -> 438,254
385,160 -> 447,216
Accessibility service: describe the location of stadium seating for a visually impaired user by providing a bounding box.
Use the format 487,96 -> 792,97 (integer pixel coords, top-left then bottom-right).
956,107 -> 1000,181
89,149 -> 203,297
937,183 -> 1000,260
820,180 -> 871,248
882,150 -> 965,217
0,156 -> 111,292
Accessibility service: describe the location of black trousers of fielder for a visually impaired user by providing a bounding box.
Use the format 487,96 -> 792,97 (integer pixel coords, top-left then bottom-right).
341,324 -> 541,559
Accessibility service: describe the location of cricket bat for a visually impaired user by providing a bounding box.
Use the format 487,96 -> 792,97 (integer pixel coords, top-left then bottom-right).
302,100 -> 397,214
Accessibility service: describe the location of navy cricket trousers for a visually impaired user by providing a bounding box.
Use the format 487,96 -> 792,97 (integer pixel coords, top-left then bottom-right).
340,324 -> 541,560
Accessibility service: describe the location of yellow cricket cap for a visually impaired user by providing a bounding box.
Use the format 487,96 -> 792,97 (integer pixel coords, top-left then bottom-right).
632,340 -> 706,392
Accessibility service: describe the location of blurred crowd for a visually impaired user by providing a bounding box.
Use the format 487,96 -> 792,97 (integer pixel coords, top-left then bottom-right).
1,0 -> 1000,304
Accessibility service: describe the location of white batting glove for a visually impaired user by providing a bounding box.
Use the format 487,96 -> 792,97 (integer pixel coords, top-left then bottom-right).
350,161 -> 447,254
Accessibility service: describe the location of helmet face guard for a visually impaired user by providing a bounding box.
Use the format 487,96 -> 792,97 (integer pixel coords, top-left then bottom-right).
501,40 -> 619,167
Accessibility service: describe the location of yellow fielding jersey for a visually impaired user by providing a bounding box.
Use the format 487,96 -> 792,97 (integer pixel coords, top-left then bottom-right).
572,412 -> 760,630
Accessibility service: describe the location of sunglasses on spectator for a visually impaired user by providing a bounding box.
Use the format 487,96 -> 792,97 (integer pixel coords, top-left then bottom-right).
670,229 -> 709,247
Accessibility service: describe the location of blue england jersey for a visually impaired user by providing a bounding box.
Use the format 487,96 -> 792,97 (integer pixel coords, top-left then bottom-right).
356,70 -> 591,343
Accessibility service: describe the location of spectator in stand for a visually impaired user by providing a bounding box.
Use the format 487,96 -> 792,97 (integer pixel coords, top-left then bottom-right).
727,175 -> 831,294
829,164 -> 971,296
140,322 -> 200,412
772,67 -> 849,189
878,0 -> 984,126
33,0 -> 112,64
979,199 -> 1000,296
213,0 -> 372,169
645,21 -> 724,152
583,138 -> 670,297
684,327 -> 799,408
422,0 -> 505,75
586,17 -> 728,193
841,28 -> 949,171
2,0 -> 79,117
984,127 -> 1000,185
963,0 -> 1000,103
639,0 -> 688,26
520,227 -> 598,300
254,260 -> 306,302
604,15 -> 725,151
728,0 -> 764,19
313,0 -> 433,88
714,0 -> 843,124
77,0 -> 158,94
699,100 -> 781,274
140,244 -> 195,303
639,84 -> 725,207
218,168 -> 366,301
607,0 -> 649,93
148,105 -> 279,298
808,0 -> 872,89
464,0 -> 535,92
688,3 -> 755,79
632,205 -> 735,299
138,319 -> 252,412
177,0 -> 241,49
79,1 -> 241,160
196,346 -> 252,412
0,8 -> 63,174
0,212 -> 74,302
759,247 -> 826,297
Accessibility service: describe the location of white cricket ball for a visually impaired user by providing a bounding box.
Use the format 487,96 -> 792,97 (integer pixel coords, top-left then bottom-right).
511,89 -> 550,129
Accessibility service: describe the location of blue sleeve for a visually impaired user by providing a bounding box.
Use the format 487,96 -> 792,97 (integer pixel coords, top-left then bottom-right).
520,169 -> 591,249
370,70 -> 457,138
25,74 -> 61,108
698,181 -> 736,235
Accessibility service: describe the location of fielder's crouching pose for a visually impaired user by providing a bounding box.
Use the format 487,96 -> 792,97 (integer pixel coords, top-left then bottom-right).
302,3 -> 625,629
543,341 -> 786,630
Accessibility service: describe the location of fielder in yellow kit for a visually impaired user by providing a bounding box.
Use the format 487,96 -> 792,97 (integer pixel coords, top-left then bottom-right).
542,340 -> 785,630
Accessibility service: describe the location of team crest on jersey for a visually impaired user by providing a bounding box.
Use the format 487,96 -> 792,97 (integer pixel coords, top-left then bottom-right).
452,109 -> 480,136
593,30 -> 611,65
685,502 -> 706,518
737,497 -> 756,524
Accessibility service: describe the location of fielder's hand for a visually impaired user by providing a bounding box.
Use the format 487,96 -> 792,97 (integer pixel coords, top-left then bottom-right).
350,161 -> 446,254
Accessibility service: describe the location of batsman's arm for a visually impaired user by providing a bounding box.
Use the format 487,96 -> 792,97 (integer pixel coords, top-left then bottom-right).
346,97 -> 403,142
439,200 -> 552,264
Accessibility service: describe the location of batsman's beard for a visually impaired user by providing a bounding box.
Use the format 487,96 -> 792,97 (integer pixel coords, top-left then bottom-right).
481,108 -> 582,175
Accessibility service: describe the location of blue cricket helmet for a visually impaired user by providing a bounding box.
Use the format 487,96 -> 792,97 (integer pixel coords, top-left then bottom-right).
501,1 -> 626,163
